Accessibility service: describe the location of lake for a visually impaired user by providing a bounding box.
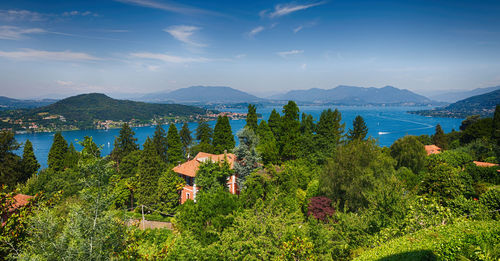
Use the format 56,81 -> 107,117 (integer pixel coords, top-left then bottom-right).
14,106 -> 463,168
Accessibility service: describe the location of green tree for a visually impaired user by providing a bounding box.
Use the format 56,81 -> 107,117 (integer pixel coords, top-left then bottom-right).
0,131 -> 22,188
196,160 -> 233,191
152,124 -> 168,162
213,116 -> 235,154
390,135 -> 427,174
347,115 -> 368,141
315,108 -> 345,158
493,105 -> 500,145
246,104 -> 258,132
192,120 -> 214,154
180,122 -> 192,158
79,136 -> 101,160
136,137 -> 165,207
48,132 -> 68,172
111,123 -> 139,165
298,113 -> 316,159
432,124 -> 448,149
256,121 -> 279,165
419,163 -> 464,202
268,109 -> 281,139
279,101 -> 301,161
65,142 -> 79,168
157,170 -> 184,213
460,118 -> 493,145
320,139 -> 396,212
21,139 -> 39,183
167,124 -> 184,164
234,127 -> 261,188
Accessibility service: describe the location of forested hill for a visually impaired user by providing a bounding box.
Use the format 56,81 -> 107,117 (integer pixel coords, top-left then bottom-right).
411,89 -> 500,118
1,93 -> 209,131
0,96 -> 56,110
270,85 -> 436,105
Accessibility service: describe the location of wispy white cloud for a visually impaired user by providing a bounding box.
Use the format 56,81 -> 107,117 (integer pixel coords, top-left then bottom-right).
62,10 -> 98,17
248,26 -> 265,38
0,9 -> 45,21
235,54 -> 246,59
293,25 -> 303,33
0,49 -> 101,61
277,49 -> 304,58
293,20 -> 318,33
131,52 -> 210,63
262,1 -> 327,18
115,0 -> 219,16
164,25 -> 205,47
0,26 -> 46,40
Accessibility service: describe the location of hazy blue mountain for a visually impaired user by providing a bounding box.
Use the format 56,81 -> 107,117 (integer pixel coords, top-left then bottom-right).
139,86 -> 265,104
412,89 -> 500,118
0,96 -> 57,110
270,85 -> 434,105
429,86 -> 500,103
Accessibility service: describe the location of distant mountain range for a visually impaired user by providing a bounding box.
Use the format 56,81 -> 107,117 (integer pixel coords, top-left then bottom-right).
428,86 -> 500,103
0,93 -> 209,131
139,86 -> 265,104
411,89 -> 500,118
0,96 -> 57,110
269,85 -> 436,105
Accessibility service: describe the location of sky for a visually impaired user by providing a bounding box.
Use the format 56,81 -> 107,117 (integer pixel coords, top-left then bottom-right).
0,0 -> 499,99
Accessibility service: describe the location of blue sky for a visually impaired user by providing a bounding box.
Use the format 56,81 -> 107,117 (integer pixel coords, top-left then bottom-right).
0,0 -> 499,98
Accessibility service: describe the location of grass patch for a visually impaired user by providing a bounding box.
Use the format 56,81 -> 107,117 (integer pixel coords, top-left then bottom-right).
355,220 -> 500,260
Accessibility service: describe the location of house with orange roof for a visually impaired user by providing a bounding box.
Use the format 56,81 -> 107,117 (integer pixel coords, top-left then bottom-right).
424,145 -> 441,155
173,152 -> 238,204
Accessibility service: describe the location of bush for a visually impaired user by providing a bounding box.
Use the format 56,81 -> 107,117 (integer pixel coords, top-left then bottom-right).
480,188 -> 500,213
307,196 -> 335,222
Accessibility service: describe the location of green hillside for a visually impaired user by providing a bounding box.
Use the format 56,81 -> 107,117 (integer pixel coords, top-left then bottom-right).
0,93 -> 209,131
412,89 -> 500,118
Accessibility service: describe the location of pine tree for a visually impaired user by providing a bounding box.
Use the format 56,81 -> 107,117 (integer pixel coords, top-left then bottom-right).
48,132 -> 68,171
213,116 -> 235,154
152,125 -> 168,162
179,122 -> 192,158
256,121 -> 279,165
234,127 -> 261,188
268,109 -> 281,139
432,124 -> 448,150
65,142 -> 79,168
0,131 -> 22,188
136,137 -> 165,207
315,108 -> 345,158
347,115 -> 368,141
21,139 -> 39,183
111,123 -> 139,164
298,113 -> 316,159
279,101 -> 301,161
246,104 -> 258,132
194,120 -> 213,153
493,105 -> 500,146
167,124 -> 184,165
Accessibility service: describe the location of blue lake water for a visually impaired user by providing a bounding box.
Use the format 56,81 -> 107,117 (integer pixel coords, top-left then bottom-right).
14,106 -> 463,168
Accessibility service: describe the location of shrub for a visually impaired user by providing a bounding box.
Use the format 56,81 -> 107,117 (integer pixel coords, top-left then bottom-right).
307,196 -> 335,222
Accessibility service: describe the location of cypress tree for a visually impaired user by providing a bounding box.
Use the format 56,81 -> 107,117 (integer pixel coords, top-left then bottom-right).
179,122 -> 192,158
279,101 -> 301,161
167,124 -> 184,165
256,121 -> 279,165
111,123 -> 139,164
298,113 -> 316,159
21,139 -> 39,183
195,120 -> 213,153
213,116 -> 235,154
0,131 -> 22,188
48,132 -> 68,171
246,104 -> 258,132
268,109 -> 281,139
315,108 -> 345,156
347,115 -> 368,141
136,137 -> 165,207
493,105 -> 500,146
65,142 -> 79,168
432,124 -> 448,150
152,124 -> 168,162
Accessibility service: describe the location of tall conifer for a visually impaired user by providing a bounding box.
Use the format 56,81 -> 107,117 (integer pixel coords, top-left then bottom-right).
136,137 -> 165,206
279,101 -> 301,161
48,132 -> 68,171
347,115 -> 368,141
152,124 -> 168,162
315,108 -> 345,156
256,121 -> 279,165
111,123 -> 139,164
246,104 -> 258,132
268,109 -> 281,139
213,116 -> 235,153
21,139 -> 39,182
180,122 -> 192,158
432,124 -> 448,150
167,124 -> 183,164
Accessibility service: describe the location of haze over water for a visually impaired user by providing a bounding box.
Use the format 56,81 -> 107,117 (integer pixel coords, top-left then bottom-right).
14,106 -> 463,168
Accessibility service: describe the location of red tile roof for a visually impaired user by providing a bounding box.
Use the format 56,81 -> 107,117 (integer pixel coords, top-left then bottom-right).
172,152 -> 236,178
473,161 -> 499,167
425,145 -> 441,155
9,194 -> 33,212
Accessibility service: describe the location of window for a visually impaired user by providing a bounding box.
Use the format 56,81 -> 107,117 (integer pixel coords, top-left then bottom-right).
186,193 -> 190,199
